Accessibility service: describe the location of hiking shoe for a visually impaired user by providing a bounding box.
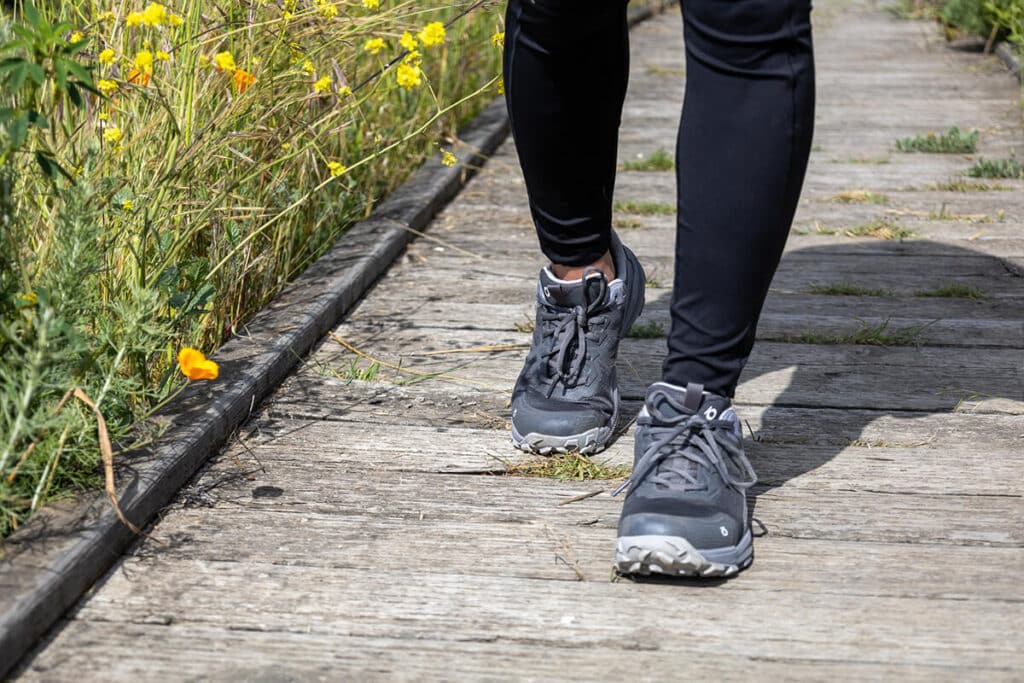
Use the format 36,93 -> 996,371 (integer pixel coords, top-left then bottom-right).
510,231 -> 645,455
613,381 -> 757,578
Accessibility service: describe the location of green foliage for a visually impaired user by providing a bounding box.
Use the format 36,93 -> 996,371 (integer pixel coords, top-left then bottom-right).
620,148 -> 674,171
966,156 -> 1024,177
784,319 -> 929,347
895,127 -> 979,153
0,1 -> 95,177
626,320 -> 665,338
0,0 -> 503,537
808,283 -> 894,297
915,283 -> 987,299
613,200 -> 675,215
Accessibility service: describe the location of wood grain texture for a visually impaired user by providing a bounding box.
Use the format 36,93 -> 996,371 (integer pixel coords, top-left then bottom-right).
16,1 -> 1024,680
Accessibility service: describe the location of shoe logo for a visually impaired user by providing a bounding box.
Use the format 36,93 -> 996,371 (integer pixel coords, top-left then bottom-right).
543,286 -> 552,299
704,406 -> 718,420
720,526 -> 729,537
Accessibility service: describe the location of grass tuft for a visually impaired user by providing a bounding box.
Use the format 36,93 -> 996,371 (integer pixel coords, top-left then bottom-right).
915,284 -> 986,299
842,155 -> 891,164
895,127 -> 978,153
784,319 -> 929,347
809,283 -> 894,297
614,200 -> 675,216
502,452 -> 631,481
966,157 -> 1024,179
620,148 -> 674,172
927,179 -> 1008,191
627,320 -> 665,338
334,360 -> 382,382
843,218 -> 916,240
830,190 -> 889,204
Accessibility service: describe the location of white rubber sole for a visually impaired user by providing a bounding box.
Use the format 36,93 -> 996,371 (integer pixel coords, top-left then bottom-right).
510,423 -> 614,456
614,532 -> 753,578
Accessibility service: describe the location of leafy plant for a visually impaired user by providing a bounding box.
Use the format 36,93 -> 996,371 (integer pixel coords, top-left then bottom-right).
895,127 -> 978,153
966,156 -> 1024,178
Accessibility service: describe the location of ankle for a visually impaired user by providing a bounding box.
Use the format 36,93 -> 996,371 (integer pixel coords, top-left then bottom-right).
550,250 -> 615,282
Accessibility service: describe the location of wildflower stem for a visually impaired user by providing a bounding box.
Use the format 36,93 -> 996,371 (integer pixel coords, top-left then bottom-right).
202,74 -> 499,284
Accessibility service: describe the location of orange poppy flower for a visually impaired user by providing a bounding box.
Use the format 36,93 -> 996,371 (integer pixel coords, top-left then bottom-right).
177,348 -> 219,381
128,68 -> 151,87
233,69 -> 256,94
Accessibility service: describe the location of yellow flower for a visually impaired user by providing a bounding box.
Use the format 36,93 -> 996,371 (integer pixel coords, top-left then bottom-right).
98,11 -> 117,23
281,141 -> 291,150
177,348 -> 219,381
418,22 -> 445,48
441,150 -> 457,167
282,10 -> 293,22
338,85 -> 352,96
142,2 -> 168,26
134,50 -> 154,75
362,0 -> 379,8
199,54 -> 211,67
98,111 -> 110,121
313,75 -> 332,93
327,161 -> 346,177
301,59 -> 315,75
69,31 -> 84,44
213,51 -> 236,73
98,48 -> 116,65
169,13 -> 184,26
103,126 -> 122,143
121,199 -> 134,211
402,49 -> 421,66
497,76 -> 504,94
399,31 -> 418,51
491,31 -> 505,49
396,62 -> 421,90
155,50 -> 171,62
126,11 -> 144,27
364,37 -> 386,55
19,291 -> 37,305
317,1 -> 338,18
97,78 -> 119,96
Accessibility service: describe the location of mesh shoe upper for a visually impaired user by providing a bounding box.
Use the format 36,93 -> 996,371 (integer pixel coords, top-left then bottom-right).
616,381 -> 758,550
511,231 -> 644,440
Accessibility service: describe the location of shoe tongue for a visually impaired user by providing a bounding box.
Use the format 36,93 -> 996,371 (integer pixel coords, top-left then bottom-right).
645,382 -> 732,423
539,268 -> 608,309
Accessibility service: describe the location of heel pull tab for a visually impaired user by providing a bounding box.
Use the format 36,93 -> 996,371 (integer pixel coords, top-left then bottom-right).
683,382 -> 704,413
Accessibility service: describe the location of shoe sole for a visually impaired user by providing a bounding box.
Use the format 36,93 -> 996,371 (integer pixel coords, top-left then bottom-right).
614,530 -> 753,578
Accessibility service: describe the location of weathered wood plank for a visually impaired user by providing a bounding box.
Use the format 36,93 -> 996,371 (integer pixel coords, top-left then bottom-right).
42,559 -> 1022,671
23,622 -> 1019,682
212,411 -> 1024,496
343,295 -> 1024,348
311,329 -> 1024,414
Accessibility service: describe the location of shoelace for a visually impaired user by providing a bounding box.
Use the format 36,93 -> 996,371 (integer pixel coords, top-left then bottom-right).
612,387 -> 757,497
539,268 -> 608,398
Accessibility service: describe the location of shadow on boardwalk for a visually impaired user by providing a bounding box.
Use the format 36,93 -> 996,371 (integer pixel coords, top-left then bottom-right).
616,238 -> 1022,543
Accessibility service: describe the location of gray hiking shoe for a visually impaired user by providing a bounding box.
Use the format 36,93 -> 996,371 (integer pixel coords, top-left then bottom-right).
613,382 -> 757,578
510,231 -> 645,455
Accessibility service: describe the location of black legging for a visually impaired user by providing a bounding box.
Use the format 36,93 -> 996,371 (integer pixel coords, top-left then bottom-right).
503,0 -> 815,398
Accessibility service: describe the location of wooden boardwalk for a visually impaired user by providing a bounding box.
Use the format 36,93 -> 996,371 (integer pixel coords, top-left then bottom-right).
19,2 -> 1024,680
